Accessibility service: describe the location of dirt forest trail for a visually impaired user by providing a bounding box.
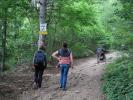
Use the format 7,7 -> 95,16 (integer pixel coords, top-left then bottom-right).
18,52 -> 118,100
0,52 -> 118,100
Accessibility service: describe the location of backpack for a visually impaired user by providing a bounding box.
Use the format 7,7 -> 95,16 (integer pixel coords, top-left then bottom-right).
34,50 -> 45,64
58,48 -> 71,57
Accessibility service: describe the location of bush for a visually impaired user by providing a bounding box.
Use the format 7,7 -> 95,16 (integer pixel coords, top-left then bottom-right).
3,63 -> 11,71
71,42 -> 94,58
102,56 -> 133,100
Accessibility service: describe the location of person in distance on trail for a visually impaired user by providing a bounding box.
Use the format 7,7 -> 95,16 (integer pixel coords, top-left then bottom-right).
96,47 -> 106,63
33,46 -> 47,88
52,42 -> 73,91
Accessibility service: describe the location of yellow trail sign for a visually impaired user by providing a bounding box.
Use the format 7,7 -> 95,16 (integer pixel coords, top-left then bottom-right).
39,31 -> 48,35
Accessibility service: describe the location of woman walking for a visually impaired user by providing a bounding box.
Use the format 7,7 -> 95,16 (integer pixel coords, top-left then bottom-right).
52,42 -> 73,91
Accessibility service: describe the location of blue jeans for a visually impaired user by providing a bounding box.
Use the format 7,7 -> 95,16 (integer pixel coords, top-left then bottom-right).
60,64 -> 69,89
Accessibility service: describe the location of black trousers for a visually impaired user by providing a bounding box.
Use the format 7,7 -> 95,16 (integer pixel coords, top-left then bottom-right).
34,64 -> 45,88
97,53 -> 105,62
100,53 -> 105,60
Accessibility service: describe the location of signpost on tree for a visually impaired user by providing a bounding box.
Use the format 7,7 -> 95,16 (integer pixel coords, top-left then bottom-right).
36,0 -> 47,49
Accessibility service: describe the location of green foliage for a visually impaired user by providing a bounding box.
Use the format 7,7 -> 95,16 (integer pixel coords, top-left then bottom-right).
0,0 -> 38,69
1,0 -> 102,70
71,42 -> 94,57
102,53 -> 133,100
3,64 -> 10,71
46,0 -> 105,57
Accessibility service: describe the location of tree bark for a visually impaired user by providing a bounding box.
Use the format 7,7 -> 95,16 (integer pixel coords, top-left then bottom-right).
38,0 -> 47,49
1,17 -> 7,75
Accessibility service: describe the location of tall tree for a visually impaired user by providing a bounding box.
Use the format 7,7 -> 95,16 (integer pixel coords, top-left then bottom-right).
1,9 -> 7,75
38,0 -> 47,49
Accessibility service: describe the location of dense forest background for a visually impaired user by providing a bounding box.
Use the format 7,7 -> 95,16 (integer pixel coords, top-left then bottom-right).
0,0 -> 133,99
0,0 -> 132,69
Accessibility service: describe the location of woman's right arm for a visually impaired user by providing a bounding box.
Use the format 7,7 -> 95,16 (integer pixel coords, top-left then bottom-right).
52,51 -> 60,60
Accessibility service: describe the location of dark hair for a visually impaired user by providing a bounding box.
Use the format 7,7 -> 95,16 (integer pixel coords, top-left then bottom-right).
39,46 -> 45,50
63,42 -> 68,48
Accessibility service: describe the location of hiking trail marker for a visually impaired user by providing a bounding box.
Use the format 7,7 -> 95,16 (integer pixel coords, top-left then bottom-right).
39,23 -> 48,35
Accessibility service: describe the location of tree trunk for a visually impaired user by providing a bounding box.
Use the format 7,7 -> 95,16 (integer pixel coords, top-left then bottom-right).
1,17 -> 7,75
38,0 -> 47,49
